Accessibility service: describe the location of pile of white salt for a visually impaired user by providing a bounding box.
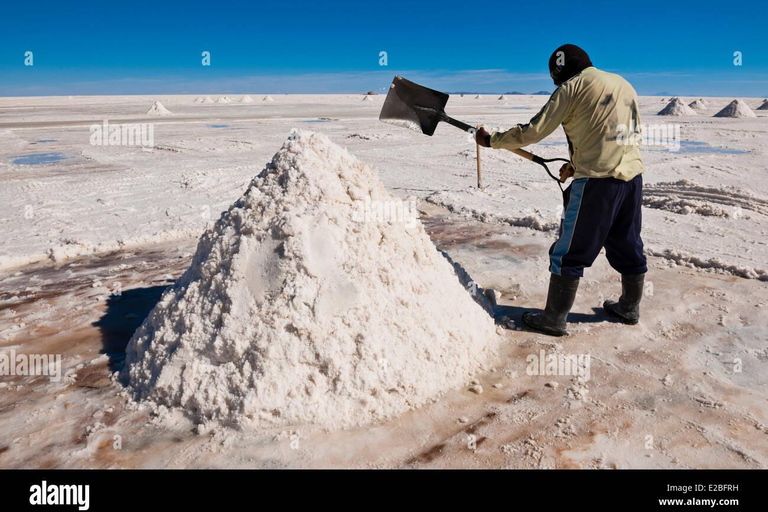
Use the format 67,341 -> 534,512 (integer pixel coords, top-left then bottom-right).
714,99 -> 757,118
146,101 -> 173,116
658,98 -> 696,116
121,131 -> 498,430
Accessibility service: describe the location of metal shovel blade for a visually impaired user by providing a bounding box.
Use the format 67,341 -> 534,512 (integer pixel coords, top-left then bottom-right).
379,76 -> 449,136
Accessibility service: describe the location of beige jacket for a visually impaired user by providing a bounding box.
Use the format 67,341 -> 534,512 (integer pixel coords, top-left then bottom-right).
490,67 -> 644,181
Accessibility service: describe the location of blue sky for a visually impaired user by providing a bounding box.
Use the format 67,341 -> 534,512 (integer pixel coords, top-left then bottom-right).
1,0 -> 765,97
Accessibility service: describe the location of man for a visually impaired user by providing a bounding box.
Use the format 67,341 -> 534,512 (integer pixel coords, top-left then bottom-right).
476,44 -> 647,336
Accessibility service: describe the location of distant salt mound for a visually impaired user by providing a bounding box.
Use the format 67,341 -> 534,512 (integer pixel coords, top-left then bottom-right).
240,95 -> 254,103
688,99 -> 708,110
498,95 -> 506,100
121,131 -> 498,430
475,95 -> 483,99
216,96 -> 232,104
362,95 -> 373,102
714,99 -> 756,118
263,95 -> 274,102
193,97 -> 203,103
146,101 -> 173,116
757,99 -> 768,111
658,98 -> 696,116
200,96 -> 215,104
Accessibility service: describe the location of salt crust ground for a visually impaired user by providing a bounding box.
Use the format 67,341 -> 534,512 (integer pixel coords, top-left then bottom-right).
0,94 -> 766,468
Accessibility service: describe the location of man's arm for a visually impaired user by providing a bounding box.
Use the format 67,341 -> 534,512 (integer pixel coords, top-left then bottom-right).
476,87 -> 571,149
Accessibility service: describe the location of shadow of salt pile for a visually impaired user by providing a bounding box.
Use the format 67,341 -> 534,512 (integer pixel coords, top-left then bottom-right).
92,285 -> 169,372
437,249 -> 495,316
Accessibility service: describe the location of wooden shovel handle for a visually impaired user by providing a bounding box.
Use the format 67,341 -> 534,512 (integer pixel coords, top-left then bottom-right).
476,143 -> 482,189
508,147 -> 537,162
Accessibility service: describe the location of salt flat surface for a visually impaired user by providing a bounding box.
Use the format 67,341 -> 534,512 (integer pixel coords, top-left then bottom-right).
1,206 -> 767,469
1,94 -> 767,468
0,94 -> 766,280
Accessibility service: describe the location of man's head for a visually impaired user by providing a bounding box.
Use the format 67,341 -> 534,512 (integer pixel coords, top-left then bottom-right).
548,44 -> 593,86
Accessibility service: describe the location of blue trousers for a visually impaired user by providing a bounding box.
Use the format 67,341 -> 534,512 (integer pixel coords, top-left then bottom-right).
549,174 -> 647,278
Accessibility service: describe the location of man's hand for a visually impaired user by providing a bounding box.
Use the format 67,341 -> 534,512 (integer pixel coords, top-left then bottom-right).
475,127 -> 491,147
559,162 -> 575,183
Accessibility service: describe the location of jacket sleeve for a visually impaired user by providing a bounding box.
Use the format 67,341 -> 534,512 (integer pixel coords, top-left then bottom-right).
490,87 -> 571,150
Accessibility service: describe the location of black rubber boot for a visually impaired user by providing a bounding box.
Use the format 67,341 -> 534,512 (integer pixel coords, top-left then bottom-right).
522,274 -> 580,337
603,273 -> 645,325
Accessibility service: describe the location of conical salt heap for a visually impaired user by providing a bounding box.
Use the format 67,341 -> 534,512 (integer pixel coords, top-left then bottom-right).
216,96 -> 232,104
121,132 -> 498,430
688,99 -> 707,110
361,95 -> 373,102
200,96 -> 215,104
756,99 -> 768,111
240,95 -> 254,103
475,95 -> 483,99
498,95 -> 507,100
658,98 -> 696,116
714,99 -> 756,118
146,101 -> 173,116
263,95 -> 274,102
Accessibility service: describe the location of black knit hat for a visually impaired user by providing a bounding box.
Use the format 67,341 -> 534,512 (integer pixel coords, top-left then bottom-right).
548,44 -> 593,86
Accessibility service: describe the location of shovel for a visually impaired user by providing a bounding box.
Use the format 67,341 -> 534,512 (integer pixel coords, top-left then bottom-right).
379,76 -> 569,191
